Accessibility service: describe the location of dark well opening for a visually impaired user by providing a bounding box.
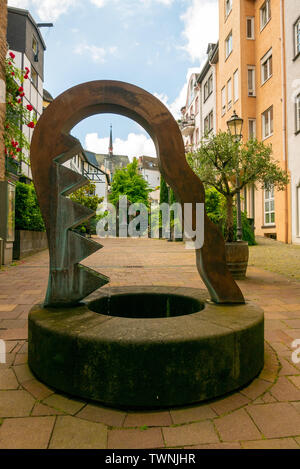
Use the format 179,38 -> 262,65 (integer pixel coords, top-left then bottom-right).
88,293 -> 204,319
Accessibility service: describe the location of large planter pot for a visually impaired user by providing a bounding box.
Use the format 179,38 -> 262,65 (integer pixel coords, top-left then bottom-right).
13,230 -> 48,260
225,241 -> 249,280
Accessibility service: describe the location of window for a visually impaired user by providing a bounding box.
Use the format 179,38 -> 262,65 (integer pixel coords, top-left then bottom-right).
261,49 -> 273,84
248,66 -> 256,96
225,31 -> 233,59
32,36 -> 38,55
227,78 -> 232,110
246,17 -> 255,39
204,110 -> 213,133
31,68 -> 38,88
260,0 -> 271,30
233,69 -> 239,102
203,74 -> 213,102
296,94 -> 300,133
295,17 -> 300,57
225,0 -> 232,18
248,119 -> 256,139
262,106 -> 274,139
221,87 -> 226,115
264,186 -> 275,225
195,96 -> 199,114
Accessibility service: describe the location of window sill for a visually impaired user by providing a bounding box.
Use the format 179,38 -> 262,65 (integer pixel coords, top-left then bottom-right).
261,75 -> 272,87
293,51 -> 300,62
225,51 -> 233,62
260,18 -> 271,33
225,9 -> 232,22
295,129 -> 300,135
248,94 -> 256,98
262,133 -> 273,141
261,224 -> 276,229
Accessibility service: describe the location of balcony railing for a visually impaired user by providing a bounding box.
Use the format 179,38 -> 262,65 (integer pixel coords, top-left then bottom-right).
178,116 -> 195,137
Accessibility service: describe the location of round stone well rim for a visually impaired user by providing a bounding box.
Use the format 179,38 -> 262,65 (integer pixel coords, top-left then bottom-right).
28,286 -> 264,409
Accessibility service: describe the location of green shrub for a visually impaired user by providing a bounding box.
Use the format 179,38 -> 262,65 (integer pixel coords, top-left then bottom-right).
15,182 -> 45,232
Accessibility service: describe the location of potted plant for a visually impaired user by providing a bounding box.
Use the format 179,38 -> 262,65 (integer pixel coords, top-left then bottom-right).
186,119 -> 289,279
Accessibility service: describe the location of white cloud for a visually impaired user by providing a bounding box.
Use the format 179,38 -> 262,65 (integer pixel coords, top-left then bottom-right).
181,0 -> 218,65
8,0 -> 78,21
85,132 -> 156,161
154,67 -> 200,120
74,43 -> 117,63
90,0 -> 107,7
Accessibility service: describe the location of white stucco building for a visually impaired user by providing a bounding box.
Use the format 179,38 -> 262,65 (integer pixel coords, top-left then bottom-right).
285,1 -> 300,244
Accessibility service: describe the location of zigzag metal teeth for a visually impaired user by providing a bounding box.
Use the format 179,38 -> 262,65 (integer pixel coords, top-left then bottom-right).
45,137 -> 109,307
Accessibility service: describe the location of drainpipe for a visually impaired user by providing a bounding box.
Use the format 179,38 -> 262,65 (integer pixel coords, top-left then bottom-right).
280,0 -> 289,244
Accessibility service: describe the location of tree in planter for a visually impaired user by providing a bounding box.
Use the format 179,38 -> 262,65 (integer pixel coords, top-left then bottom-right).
15,182 -> 45,232
187,131 -> 289,242
69,182 -> 103,235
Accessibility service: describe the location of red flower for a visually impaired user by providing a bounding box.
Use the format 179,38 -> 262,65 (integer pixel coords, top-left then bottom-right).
27,122 -> 35,128
8,61 -> 12,65
17,98 -> 21,103
11,72 -> 15,76
26,104 -> 33,111
17,148 -> 21,152
5,124 -> 9,129
19,92 -> 25,97
18,86 -> 23,92
25,67 -> 29,72
24,74 -> 28,79
9,52 -> 15,59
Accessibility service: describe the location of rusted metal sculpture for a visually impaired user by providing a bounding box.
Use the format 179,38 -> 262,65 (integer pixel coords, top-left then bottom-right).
30,80 -> 244,306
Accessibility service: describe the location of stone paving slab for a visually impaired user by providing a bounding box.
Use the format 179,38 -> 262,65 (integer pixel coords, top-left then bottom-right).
0,239 -> 300,449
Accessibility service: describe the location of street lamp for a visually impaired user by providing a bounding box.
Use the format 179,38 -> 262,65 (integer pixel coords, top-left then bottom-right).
227,110 -> 244,242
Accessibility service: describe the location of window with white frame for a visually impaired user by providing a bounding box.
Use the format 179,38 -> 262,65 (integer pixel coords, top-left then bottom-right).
264,186 -> 275,225
31,68 -> 38,88
225,31 -> 233,59
248,119 -> 256,139
221,87 -> 226,115
233,69 -> 239,102
227,78 -> 232,110
246,17 -> 255,39
260,0 -> 271,30
296,94 -> 300,133
225,0 -> 232,18
262,106 -> 273,139
248,66 -> 256,96
203,74 -> 213,102
261,49 -> 272,84
295,17 -> 300,57
204,110 -> 213,133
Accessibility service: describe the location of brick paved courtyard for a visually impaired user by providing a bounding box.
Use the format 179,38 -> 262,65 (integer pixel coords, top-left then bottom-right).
0,237 -> 300,449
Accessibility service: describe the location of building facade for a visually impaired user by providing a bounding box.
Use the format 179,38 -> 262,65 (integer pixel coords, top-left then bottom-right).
285,0 -> 300,244
7,6 -> 46,180
138,155 -> 161,205
0,0 -> 7,183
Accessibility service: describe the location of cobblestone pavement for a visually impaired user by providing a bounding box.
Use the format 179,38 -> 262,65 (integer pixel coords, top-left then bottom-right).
0,237 -> 300,449
249,236 -> 300,281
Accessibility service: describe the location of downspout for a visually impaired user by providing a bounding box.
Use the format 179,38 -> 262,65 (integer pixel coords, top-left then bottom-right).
280,0 -> 289,243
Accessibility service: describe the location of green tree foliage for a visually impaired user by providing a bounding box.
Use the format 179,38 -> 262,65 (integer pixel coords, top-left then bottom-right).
69,182 -> 104,235
159,175 -> 169,205
109,158 -> 152,207
187,131 -> 289,242
15,182 -> 45,232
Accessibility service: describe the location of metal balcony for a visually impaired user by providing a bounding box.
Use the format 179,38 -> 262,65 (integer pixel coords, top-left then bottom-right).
179,117 -> 195,137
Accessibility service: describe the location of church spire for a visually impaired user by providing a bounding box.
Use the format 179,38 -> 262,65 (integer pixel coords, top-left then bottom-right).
108,124 -> 113,157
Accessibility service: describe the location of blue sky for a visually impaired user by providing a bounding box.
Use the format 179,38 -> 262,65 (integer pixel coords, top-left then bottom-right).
8,0 -> 218,159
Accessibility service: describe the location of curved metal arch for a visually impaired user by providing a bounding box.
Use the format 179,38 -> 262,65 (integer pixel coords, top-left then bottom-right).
30,80 -> 244,305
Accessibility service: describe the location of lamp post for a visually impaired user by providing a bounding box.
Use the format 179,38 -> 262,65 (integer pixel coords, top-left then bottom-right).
227,110 -> 244,242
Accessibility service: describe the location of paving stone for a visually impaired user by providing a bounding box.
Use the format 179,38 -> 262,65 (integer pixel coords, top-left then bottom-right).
0,368 -> 18,389
49,416 -> 107,449
31,402 -> 65,416
289,376 -> 300,389
279,358 -> 300,376
271,376 -> 300,401
13,363 -> 35,384
247,403 -> 300,438
14,353 -> 28,365
0,329 -> 28,340
108,427 -> 164,449
77,404 -> 126,427
241,438 -> 300,449
22,379 -> 54,400
210,393 -> 250,416
170,405 -> 217,425
296,437 -> 300,447
215,408 -> 262,442
240,379 -> 271,400
43,394 -> 86,415
0,417 -> 55,449
184,442 -> 242,449
262,392 -> 277,403
0,390 -> 35,417
0,305 -> 17,312
123,411 -> 172,427
163,421 -> 219,447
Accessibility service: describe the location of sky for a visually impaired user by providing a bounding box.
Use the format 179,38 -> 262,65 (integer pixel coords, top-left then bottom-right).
7,0 -> 219,159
